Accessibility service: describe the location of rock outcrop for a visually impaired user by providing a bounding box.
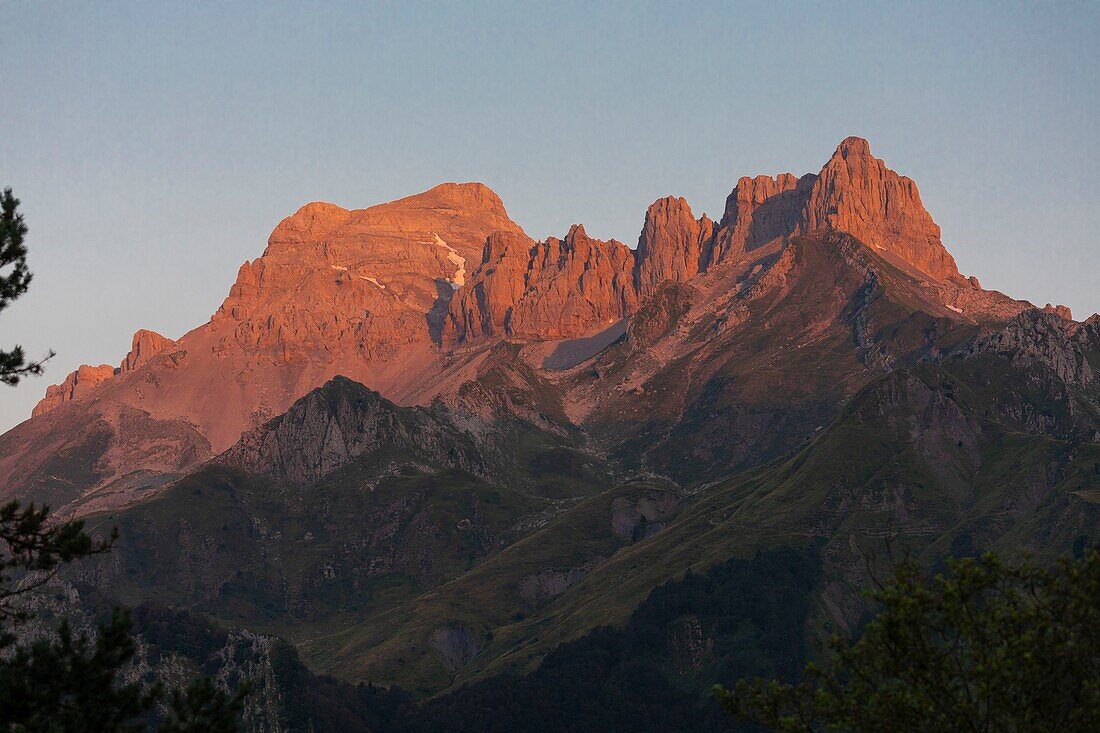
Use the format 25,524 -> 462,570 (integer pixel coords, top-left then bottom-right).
32,364 -> 116,417
710,173 -> 816,264
441,231 -> 538,342
1043,303 -> 1074,321
120,329 -> 175,373
633,197 -> 715,298
214,183 -> 522,364
5,183 -> 526,512
626,137 -> 967,306
966,309 -> 1096,386
33,329 -> 177,418
799,137 -> 962,283
445,224 -> 637,342
222,376 -> 485,484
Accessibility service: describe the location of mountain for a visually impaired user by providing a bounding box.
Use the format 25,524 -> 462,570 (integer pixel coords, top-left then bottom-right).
0,183 -> 525,515
4,136 -> 1097,730
0,137 -> 1029,518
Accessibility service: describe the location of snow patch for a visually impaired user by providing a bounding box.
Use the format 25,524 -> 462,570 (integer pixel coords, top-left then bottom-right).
431,233 -> 466,289
330,264 -> 348,271
946,304 -> 963,314
360,276 -> 386,290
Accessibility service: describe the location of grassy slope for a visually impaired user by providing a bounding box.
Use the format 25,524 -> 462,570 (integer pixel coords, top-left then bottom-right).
309,353 -> 1100,695
77,236 -> 1100,701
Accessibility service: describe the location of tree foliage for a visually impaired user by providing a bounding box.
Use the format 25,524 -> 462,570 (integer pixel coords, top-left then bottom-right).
715,551 -> 1100,732
0,500 -> 115,622
0,188 -> 52,385
0,188 -> 245,730
0,499 -> 249,731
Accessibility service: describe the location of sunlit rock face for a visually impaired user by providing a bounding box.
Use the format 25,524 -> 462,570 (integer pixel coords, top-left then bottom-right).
633,196 -> 715,299
3,183 -> 527,512
5,137 -> 1043,516
119,330 -> 175,374
31,364 -> 116,417
635,137 -> 964,294
799,136 -> 963,283
445,224 -> 636,343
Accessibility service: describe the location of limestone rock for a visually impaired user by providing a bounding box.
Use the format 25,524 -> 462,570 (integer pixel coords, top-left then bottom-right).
445,224 -> 637,342
966,309 -> 1094,385
222,376 -> 484,485
633,196 -> 715,298
120,329 -> 175,373
5,140 -> 1058,520
12,182 -> 525,514
800,137 -> 962,283
32,364 -> 116,417
711,172 -> 816,264
1043,303 -> 1074,321
32,330 -> 176,418
214,182 -> 523,364
442,231 -> 537,343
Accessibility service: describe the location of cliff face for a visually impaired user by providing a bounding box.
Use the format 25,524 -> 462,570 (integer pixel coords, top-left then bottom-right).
213,183 -> 522,363
32,364 -> 116,417
445,137 -> 975,345
710,172 -> 816,265
120,330 -> 175,374
33,329 -> 176,418
5,137 -> 1046,517
444,224 -> 637,343
966,309 -> 1097,387
627,137 -> 970,303
221,376 -> 486,485
799,136 -> 962,283
633,197 -> 715,299
4,183 -> 527,511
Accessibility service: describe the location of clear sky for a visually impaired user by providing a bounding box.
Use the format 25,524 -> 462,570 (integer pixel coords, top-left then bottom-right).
1,1 -> 1098,431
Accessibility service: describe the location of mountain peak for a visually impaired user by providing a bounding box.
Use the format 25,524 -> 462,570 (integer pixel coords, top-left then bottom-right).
426,180 -> 500,201
220,375 -> 484,485
120,329 -> 175,373
833,135 -> 873,158
404,181 -> 511,219
634,196 -> 714,298
565,223 -> 589,241
800,136 -> 963,283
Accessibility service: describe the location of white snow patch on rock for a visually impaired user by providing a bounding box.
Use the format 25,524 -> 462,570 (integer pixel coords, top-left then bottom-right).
431,233 -> 466,289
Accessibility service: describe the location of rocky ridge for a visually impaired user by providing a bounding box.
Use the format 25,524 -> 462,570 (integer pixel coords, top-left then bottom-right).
4,137 -> 1051,516
443,224 -> 637,343
31,363 -> 116,417
222,376 -> 486,485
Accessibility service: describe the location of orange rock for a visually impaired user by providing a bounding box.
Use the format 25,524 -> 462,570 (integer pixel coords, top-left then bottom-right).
1044,303 -> 1074,321
446,225 -> 637,342
120,329 -> 175,373
4,183 -> 536,517
8,140 -> 1038,517
443,231 -> 536,342
800,137 -> 962,283
711,173 -> 816,264
633,197 -> 715,298
32,364 -> 117,417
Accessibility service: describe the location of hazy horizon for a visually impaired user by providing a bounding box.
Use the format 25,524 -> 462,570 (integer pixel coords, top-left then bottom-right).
2,1 -> 1098,431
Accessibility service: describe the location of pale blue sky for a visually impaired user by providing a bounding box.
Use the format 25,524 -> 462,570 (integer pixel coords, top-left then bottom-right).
1,1 -> 1098,430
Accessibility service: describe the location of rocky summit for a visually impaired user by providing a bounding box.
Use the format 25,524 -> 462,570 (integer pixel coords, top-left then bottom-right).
4,137 -> 1031,519
2,137 -> 1097,731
